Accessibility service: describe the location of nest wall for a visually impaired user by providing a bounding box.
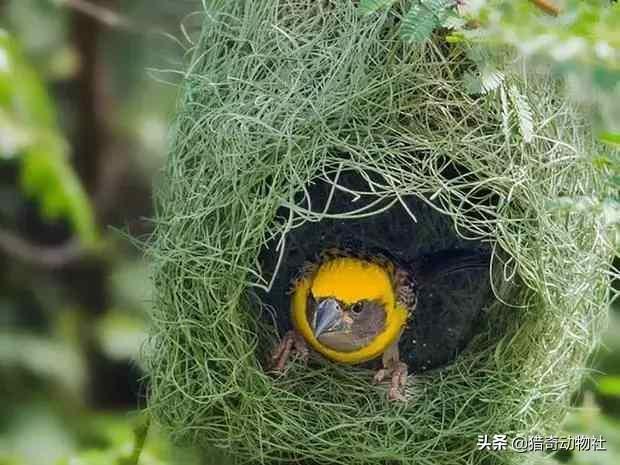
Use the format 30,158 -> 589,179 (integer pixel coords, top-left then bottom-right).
144,1 -> 614,464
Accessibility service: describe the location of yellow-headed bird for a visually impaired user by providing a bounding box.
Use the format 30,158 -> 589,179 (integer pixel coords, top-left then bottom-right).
271,249 -> 414,401
271,248 -> 489,401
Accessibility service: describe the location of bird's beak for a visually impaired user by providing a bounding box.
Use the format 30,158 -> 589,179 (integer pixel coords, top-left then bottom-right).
312,298 -> 344,338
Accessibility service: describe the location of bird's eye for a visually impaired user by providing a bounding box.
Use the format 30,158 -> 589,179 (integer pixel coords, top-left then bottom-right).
350,303 -> 363,315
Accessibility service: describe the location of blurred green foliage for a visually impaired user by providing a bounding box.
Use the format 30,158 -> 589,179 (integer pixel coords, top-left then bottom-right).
561,404 -> 620,465
557,306 -> 620,465
0,30 -> 96,245
0,0 -> 197,464
0,0 -> 618,464
457,0 -> 620,130
363,1 -> 620,109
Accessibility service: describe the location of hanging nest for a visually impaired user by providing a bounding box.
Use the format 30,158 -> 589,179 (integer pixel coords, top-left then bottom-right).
143,1 -> 615,464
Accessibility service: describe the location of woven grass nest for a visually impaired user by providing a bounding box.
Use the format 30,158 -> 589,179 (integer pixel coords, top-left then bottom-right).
144,1 -> 615,464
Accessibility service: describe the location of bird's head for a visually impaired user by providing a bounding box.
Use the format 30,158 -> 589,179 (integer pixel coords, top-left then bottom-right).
308,295 -> 387,352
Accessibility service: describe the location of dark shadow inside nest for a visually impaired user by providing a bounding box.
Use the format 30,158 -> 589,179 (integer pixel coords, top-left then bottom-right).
257,169 -> 495,372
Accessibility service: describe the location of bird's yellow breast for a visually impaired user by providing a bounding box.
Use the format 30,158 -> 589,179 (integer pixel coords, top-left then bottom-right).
291,257 -> 409,364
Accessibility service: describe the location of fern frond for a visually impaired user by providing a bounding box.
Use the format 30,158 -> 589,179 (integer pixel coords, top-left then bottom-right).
401,0 -> 455,43
463,66 -> 505,95
480,66 -> 505,94
508,85 -> 535,143
442,12 -> 467,30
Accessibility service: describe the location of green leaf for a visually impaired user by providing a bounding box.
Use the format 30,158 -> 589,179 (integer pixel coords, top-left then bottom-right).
598,376 -> 620,396
118,414 -> 151,465
591,153 -> 620,170
95,309 -> 146,362
0,32 -> 97,246
445,32 -> 466,43
442,11 -> 467,30
359,0 -> 398,15
19,135 -> 97,244
401,1 -> 454,43
599,132 -> 620,146
508,85 -> 534,143
463,65 -> 505,95
480,67 -> 505,94
0,108 -> 32,158
401,4 -> 438,43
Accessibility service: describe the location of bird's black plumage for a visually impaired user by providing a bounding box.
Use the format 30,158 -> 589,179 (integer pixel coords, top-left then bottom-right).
258,170 -> 494,372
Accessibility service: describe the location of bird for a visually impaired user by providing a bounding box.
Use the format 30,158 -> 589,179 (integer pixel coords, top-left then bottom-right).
270,247 -> 490,401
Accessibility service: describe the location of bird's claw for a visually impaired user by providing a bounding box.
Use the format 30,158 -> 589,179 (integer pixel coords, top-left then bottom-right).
373,361 -> 408,401
270,330 -> 308,373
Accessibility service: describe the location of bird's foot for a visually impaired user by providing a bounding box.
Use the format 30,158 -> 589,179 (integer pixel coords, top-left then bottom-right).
373,361 -> 408,401
270,330 -> 309,373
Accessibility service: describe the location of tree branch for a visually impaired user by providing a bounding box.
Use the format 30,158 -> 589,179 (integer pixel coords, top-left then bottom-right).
60,0 -> 132,29
0,228 -> 85,269
530,0 -> 560,16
